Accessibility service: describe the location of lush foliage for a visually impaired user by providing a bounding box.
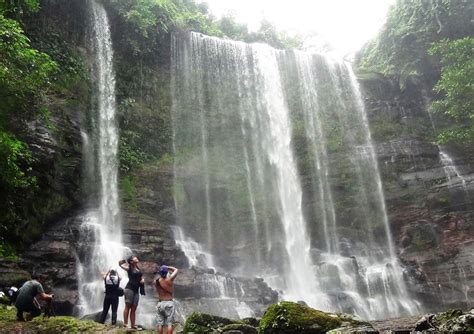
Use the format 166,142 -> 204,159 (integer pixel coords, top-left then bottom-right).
0,0 -> 54,253
105,0 -> 302,52
356,0 -> 473,86
0,9 -> 57,113
429,37 -> 474,144
0,1 -> 39,16
0,132 -> 37,243
0,0 -> 88,254
356,0 -> 473,149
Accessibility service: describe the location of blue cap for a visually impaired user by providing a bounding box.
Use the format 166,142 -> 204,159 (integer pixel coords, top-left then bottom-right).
159,265 -> 168,277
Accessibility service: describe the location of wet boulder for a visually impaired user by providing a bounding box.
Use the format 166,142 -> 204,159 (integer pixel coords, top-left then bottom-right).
258,302 -> 377,334
220,323 -> 258,334
182,312 -> 237,333
414,309 -> 474,332
258,301 -> 342,334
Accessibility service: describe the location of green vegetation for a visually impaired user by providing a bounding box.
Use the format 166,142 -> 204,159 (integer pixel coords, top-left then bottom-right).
259,301 -> 342,334
0,0 -> 52,255
356,0 -> 473,149
0,305 -> 122,333
183,312 -> 235,333
105,0 -> 302,52
0,0 -> 89,254
429,37 -> 474,145
356,0 -> 473,86
120,175 -> 138,211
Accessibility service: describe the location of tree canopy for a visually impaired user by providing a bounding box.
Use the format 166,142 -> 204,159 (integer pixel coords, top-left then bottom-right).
0,0 -> 56,257
356,0 -> 473,86
429,37 -> 474,145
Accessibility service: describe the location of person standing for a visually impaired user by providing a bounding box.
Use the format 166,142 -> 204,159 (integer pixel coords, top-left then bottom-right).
119,256 -> 144,329
15,274 -> 53,321
155,265 -> 178,334
99,269 -> 121,325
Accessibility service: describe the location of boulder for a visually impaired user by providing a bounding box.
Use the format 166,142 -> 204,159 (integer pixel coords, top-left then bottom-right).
414,309 -> 474,332
258,301 -> 342,334
221,323 -> 258,334
258,302 -> 377,334
182,312 -> 236,333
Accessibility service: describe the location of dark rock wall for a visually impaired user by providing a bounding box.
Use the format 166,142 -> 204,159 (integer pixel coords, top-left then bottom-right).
359,74 -> 474,311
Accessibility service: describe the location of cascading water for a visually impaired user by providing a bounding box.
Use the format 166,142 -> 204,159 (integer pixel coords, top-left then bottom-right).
76,0 -> 125,315
171,226 -> 215,268
171,32 -> 422,319
423,91 -> 472,209
439,150 -> 472,206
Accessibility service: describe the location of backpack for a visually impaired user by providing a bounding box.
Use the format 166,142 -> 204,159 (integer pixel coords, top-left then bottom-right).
7,286 -> 19,304
104,274 -> 124,297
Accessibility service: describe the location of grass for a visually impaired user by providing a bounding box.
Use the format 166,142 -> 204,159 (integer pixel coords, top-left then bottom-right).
0,305 -> 155,333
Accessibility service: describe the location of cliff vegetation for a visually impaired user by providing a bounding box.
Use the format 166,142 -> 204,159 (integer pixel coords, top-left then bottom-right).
356,0 -> 473,148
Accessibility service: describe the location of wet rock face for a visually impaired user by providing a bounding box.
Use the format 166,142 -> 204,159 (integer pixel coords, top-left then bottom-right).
414,309 -> 474,332
0,261 -> 31,288
174,268 -> 278,318
359,74 -> 474,311
17,214 -> 84,315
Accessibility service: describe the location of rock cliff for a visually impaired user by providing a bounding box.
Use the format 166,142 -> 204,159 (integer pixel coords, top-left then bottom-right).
359,73 -> 474,311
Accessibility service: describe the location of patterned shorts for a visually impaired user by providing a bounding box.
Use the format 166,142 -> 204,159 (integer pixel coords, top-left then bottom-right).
156,300 -> 175,326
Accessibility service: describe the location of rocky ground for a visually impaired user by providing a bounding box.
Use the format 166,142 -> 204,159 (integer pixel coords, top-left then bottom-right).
2,299 -> 474,333
370,316 -> 421,333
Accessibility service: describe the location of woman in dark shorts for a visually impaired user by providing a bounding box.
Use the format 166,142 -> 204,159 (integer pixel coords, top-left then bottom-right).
119,256 -> 144,329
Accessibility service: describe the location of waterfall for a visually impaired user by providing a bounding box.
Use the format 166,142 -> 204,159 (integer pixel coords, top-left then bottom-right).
76,0 -> 124,315
423,91 -> 472,209
171,32 -> 423,319
440,151 -> 471,191
171,225 -> 215,269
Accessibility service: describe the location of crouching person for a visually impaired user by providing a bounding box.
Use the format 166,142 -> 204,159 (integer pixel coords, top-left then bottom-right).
15,273 -> 53,321
155,265 -> 178,334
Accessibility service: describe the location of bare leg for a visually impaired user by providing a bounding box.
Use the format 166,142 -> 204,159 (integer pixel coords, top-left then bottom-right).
167,324 -> 173,334
123,303 -> 130,327
130,305 -> 137,328
157,325 -> 163,334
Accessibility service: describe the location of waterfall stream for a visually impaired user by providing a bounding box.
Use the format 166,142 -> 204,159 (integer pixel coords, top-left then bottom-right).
171,32 -> 422,319
76,0 -> 125,315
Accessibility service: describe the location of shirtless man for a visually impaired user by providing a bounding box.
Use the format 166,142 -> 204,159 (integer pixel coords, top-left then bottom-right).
155,265 -> 178,334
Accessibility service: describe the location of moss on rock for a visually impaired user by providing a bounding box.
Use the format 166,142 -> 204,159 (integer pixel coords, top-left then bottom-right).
0,306 -> 116,333
258,301 -> 342,334
183,312 -> 236,333
220,323 -> 257,333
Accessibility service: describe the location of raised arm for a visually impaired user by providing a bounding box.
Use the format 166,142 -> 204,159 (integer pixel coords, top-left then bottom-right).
102,270 -> 110,279
168,266 -> 179,280
118,260 -> 129,271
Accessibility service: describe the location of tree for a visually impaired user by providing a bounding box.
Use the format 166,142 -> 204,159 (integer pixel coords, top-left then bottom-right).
0,0 -> 55,256
356,0 -> 473,86
429,37 -> 474,145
